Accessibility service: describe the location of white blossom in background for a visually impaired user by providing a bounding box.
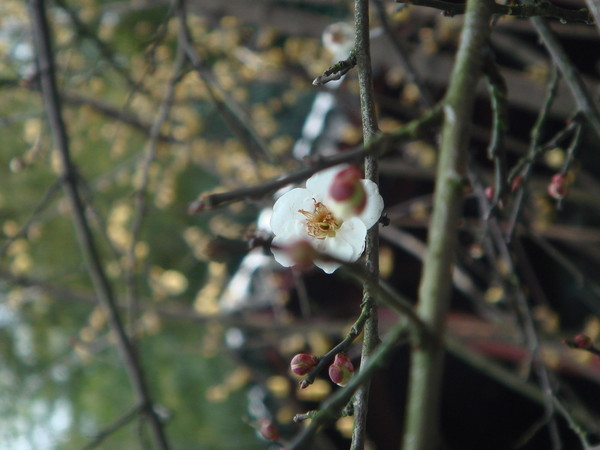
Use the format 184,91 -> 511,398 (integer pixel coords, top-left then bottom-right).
322,22 -> 355,61
270,165 -> 384,273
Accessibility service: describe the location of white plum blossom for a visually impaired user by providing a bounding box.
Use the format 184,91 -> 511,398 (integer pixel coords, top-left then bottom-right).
270,164 -> 384,273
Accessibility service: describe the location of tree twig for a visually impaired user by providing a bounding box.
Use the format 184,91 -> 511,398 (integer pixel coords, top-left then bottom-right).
187,104 -> 443,213
352,0 -> 381,445
174,0 -> 272,163
526,14 -> 600,140
28,1 -> 170,448
83,404 -> 143,450
125,41 -> 186,336
374,0 -> 434,108
398,0 -> 593,24
288,322 -> 411,450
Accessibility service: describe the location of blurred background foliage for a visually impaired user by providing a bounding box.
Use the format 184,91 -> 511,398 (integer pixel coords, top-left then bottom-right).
2,0 -> 600,448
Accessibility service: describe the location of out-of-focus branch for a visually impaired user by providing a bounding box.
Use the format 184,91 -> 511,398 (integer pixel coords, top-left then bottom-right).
402,0 -> 600,140
402,0 -> 492,447
584,0 -> 600,32
0,179 -> 61,258
28,1 -> 170,448
62,91 -> 179,143
125,42 -> 186,335
54,0 -> 144,94
374,0 -> 434,108
398,0 -> 593,24
188,104 -> 442,213
174,0 -> 272,163
528,15 -> 600,140
83,404 -> 143,450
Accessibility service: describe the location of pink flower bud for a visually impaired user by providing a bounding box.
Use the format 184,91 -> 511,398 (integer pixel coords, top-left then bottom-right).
573,333 -> 592,349
484,186 -> 495,200
285,240 -> 319,270
548,173 -> 568,199
327,166 -> 367,220
328,353 -> 354,387
258,419 -> 279,442
290,353 -> 318,376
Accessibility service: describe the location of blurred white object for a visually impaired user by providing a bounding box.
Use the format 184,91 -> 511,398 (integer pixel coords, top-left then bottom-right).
322,22 -> 355,61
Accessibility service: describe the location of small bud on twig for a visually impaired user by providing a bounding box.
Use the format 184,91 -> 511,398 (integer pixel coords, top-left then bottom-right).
328,353 -> 355,387
511,175 -> 523,192
258,419 -> 280,442
327,166 -> 367,220
565,333 -> 593,349
547,173 -> 568,200
290,353 -> 318,376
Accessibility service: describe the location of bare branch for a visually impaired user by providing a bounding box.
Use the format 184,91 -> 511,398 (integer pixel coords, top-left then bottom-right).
28,1 -> 170,448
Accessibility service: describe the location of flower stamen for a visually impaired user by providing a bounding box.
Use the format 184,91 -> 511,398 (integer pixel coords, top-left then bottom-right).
299,201 -> 342,239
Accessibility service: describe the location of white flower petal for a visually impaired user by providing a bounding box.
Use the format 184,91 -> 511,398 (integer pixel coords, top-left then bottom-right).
271,235 -> 296,268
270,188 -> 313,235
312,236 -> 354,274
306,164 -> 350,201
336,218 -> 367,261
358,179 -> 384,229
314,259 -> 342,274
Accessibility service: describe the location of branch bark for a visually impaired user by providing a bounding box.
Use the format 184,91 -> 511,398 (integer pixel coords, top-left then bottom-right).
352,0 -> 382,448
401,0 -> 492,448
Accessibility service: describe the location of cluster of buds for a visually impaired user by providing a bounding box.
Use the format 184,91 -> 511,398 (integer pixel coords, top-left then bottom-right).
547,173 -> 568,200
290,352 -> 355,387
327,166 -> 367,220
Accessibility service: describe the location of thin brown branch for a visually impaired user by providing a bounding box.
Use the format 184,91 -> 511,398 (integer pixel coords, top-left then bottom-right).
125,41 -> 186,336
187,104 -> 443,213
28,1 -> 170,448
62,91 -> 179,143
174,0 -> 272,163
528,16 -> 600,141
352,0 -> 381,447
83,404 -> 143,450
374,0 -> 434,108
398,0 -> 593,24
0,179 -> 62,258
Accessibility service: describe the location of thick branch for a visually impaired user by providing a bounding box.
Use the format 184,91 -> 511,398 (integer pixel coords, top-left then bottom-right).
402,0 -> 492,448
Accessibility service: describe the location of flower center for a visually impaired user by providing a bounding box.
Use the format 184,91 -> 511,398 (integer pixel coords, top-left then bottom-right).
299,201 -> 342,239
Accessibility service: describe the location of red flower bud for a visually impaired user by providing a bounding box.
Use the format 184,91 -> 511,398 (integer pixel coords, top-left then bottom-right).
328,353 -> 354,387
511,175 -> 523,192
548,173 -> 568,200
573,333 -> 592,349
258,419 -> 279,442
328,166 -> 367,219
290,353 -> 318,376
